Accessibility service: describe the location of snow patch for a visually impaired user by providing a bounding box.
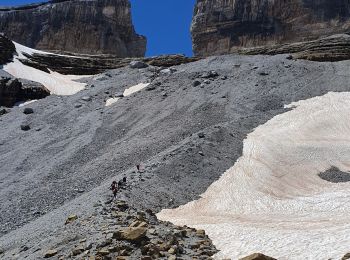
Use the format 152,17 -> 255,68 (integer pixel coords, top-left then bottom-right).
105,83 -> 150,107
158,91 -> 350,260
123,83 -> 150,97
3,41 -> 88,95
105,97 -> 120,107
17,100 -> 37,107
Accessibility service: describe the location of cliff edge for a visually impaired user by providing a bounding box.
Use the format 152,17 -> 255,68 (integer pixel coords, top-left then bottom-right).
0,0 -> 146,57
191,0 -> 350,56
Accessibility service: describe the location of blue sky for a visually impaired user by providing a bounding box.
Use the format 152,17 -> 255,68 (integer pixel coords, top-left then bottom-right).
1,0 -> 196,56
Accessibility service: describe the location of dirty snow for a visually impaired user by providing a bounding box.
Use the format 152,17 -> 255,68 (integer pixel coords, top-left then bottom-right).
3,42 -> 87,95
123,83 -> 149,97
105,97 -> 120,107
158,91 -> 350,260
105,83 -> 150,106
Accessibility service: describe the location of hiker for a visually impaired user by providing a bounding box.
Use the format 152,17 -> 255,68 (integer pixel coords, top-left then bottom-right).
123,176 -> 127,183
110,181 -> 118,199
136,164 -> 140,172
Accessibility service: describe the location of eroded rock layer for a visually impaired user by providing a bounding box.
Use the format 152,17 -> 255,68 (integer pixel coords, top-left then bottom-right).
192,0 -> 350,56
0,0 -> 146,57
239,34 -> 350,62
19,52 -> 200,75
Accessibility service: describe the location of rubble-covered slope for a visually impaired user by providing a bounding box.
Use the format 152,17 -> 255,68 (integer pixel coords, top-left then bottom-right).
0,54 -> 350,259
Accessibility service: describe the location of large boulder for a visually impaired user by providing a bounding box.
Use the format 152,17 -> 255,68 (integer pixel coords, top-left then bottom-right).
114,227 -> 147,243
192,0 -> 350,57
239,253 -> 277,260
0,78 -> 22,107
0,77 -> 50,107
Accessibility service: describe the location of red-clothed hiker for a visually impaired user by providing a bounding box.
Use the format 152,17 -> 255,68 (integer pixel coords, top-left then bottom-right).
110,181 -> 118,199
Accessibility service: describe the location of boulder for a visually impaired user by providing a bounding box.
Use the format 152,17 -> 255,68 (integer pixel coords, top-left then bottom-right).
115,227 -> 147,243
96,248 -> 110,256
65,214 -> 78,224
239,253 -> 277,260
0,108 -> 9,116
23,108 -> 34,114
81,96 -> 92,102
44,249 -> 58,258
343,252 -> 350,260
0,77 -> 49,107
72,246 -> 85,256
197,132 -> 205,138
201,71 -> 219,79
196,229 -> 206,237
20,124 -> 30,131
130,60 -> 149,69
0,78 -> 22,107
192,80 -> 201,87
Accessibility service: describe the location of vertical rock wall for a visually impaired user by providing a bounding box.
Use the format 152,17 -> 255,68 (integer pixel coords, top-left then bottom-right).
0,0 -> 146,57
191,0 -> 350,56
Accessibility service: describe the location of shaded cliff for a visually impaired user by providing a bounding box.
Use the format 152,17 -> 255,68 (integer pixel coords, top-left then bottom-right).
0,0 -> 146,57
0,34 -> 15,65
192,0 -> 350,56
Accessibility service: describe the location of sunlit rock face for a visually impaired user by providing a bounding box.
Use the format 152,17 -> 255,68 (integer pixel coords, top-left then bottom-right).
0,0 -> 146,57
191,0 -> 350,56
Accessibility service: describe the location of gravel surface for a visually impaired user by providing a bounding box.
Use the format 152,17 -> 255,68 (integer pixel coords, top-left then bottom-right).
1,53 -> 350,256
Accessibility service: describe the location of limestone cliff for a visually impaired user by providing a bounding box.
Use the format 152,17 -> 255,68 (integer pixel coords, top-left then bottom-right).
0,34 -> 15,65
0,0 -> 146,57
192,0 -> 350,56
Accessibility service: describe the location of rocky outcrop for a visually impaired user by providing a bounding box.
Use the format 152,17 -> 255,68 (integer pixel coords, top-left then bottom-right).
18,52 -> 200,75
0,77 -> 50,107
239,34 -> 350,62
192,0 -> 350,56
0,34 -> 15,65
239,253 -> 277,260
0,0 -> 146,57
1,200 -> 218,259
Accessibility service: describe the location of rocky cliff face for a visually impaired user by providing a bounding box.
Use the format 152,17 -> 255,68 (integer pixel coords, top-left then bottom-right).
0,34 -> 15,65
0,0 -> 146,57
191,0 -> 350,56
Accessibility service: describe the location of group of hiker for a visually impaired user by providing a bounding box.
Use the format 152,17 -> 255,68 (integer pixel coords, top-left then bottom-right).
110,164 -> 142,199
110,178 -> 126,199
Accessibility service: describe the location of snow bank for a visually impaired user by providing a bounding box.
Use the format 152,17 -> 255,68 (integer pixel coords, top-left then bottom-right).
158,91 -> 350,260
123,83 -> 149,97
3,41 -> 87,95
105,83 -> 149,107
17,100 -> 37,107
105,97 -> 120,107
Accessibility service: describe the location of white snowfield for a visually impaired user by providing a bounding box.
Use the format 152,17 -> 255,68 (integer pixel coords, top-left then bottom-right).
158,92 -> 350,260
3,42 -> 87,95
105,83 -> 150,106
